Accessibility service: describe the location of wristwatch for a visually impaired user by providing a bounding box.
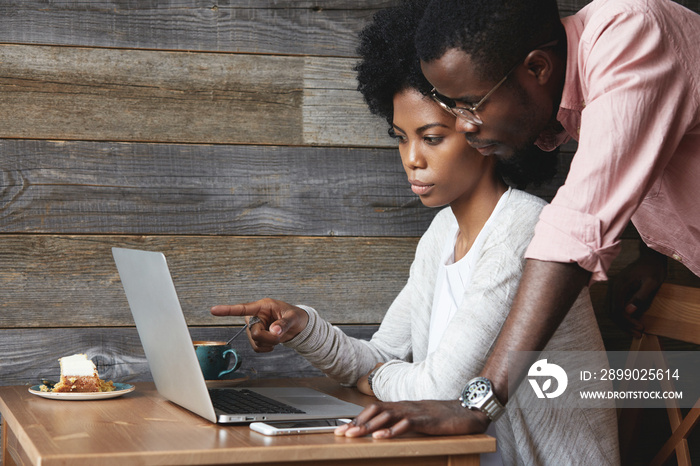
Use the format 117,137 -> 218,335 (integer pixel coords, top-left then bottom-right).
459,377 -> 505,422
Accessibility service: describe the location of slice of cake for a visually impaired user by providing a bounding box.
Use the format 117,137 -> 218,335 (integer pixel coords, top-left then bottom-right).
51,353 -> 110,393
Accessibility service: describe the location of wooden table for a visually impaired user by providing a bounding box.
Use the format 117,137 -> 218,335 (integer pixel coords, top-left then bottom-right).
0,377 -> 495,465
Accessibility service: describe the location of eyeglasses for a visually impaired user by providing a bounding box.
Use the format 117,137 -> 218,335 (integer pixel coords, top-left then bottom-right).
429,40 -> 559,126
429,68 -> 513,126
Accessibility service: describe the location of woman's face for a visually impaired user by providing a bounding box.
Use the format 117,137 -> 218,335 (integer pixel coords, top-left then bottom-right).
392,88 -> 496,209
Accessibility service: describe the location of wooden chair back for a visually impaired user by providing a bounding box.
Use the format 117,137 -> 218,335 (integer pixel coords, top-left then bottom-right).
619,283 -> 700,466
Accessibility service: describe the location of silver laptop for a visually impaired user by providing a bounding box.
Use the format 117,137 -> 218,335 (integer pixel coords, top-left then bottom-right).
112,247 -> 364,423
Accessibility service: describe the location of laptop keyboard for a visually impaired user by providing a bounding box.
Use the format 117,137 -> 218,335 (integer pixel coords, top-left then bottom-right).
209,388 -> 306,414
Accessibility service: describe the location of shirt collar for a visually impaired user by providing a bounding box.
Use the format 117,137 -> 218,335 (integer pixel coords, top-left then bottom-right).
558,14 -> 586,113
534,14 -> 586,151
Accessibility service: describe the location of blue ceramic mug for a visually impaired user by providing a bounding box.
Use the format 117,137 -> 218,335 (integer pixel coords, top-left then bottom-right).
193,341 -> 241,380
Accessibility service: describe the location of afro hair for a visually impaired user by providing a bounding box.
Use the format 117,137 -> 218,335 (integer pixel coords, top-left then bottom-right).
355,0 -> 432,126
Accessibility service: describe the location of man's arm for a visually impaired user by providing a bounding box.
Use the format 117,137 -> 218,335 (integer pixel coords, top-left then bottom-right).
482,259 -> 591,404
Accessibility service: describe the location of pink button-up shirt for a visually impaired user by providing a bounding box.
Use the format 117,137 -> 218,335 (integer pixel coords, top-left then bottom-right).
527,0 -> 700,282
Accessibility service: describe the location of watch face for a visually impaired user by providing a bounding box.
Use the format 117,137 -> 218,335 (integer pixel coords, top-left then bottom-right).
460,377 -> 504,422
464,378 -> 491,403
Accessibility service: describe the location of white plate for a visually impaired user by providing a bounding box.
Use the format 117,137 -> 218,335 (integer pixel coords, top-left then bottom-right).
28,383 -> 135,401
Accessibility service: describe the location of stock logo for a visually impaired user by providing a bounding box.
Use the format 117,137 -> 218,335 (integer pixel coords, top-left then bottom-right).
528,359 -> 568,399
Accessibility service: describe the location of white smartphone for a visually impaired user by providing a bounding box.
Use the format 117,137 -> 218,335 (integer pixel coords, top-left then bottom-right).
249,418 -> 351,436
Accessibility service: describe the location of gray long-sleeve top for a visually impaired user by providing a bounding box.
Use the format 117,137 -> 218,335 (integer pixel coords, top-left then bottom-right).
284,189 -> 619,465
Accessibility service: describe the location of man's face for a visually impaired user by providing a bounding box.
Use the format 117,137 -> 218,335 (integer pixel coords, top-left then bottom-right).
421,48 -> 552,160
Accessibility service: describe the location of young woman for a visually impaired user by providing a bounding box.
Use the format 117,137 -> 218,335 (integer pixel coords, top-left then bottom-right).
212,1 -> 619,464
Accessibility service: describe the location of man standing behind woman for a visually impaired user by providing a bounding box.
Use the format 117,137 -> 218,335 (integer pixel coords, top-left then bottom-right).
212,1 -> 619,464
340,0 -> 700,448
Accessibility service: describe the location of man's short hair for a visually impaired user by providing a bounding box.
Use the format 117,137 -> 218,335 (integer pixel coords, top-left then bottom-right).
415,0 -> 562,80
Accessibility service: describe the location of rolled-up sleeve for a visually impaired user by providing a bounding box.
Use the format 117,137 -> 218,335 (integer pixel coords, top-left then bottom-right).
527,205 -> 621,281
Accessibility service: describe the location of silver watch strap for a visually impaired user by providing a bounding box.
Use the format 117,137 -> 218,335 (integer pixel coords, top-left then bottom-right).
481,397 -> 505,422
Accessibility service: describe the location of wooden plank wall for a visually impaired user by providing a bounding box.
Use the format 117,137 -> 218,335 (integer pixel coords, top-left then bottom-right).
3,0 -> 700,382
1,0 -> 427,387
1,1 -> 700,461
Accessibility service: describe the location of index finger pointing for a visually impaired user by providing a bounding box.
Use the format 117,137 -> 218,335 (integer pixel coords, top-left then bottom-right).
210,303 -> 261,317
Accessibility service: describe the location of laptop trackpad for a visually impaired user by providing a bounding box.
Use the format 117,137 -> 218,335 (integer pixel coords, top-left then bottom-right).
254,387 -> 358,409
282,396 -> 329,406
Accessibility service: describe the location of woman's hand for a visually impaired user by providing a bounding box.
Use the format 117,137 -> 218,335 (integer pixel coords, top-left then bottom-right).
210,298 -> 309,352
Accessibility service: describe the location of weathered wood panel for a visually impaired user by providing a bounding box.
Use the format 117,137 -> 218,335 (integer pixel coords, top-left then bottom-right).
0,326 -> 378,387
0,140 -> 434,236
0,2 -> 697,57
19,10 -> 700,148
0,1 -> 398,56
0,235 -> 417,328
0,140 -> 577,236
4,234 -> 697,335
0,45 -> 392,147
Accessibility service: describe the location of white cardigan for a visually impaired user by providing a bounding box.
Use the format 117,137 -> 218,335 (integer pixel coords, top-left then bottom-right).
285,189 -> 619,465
